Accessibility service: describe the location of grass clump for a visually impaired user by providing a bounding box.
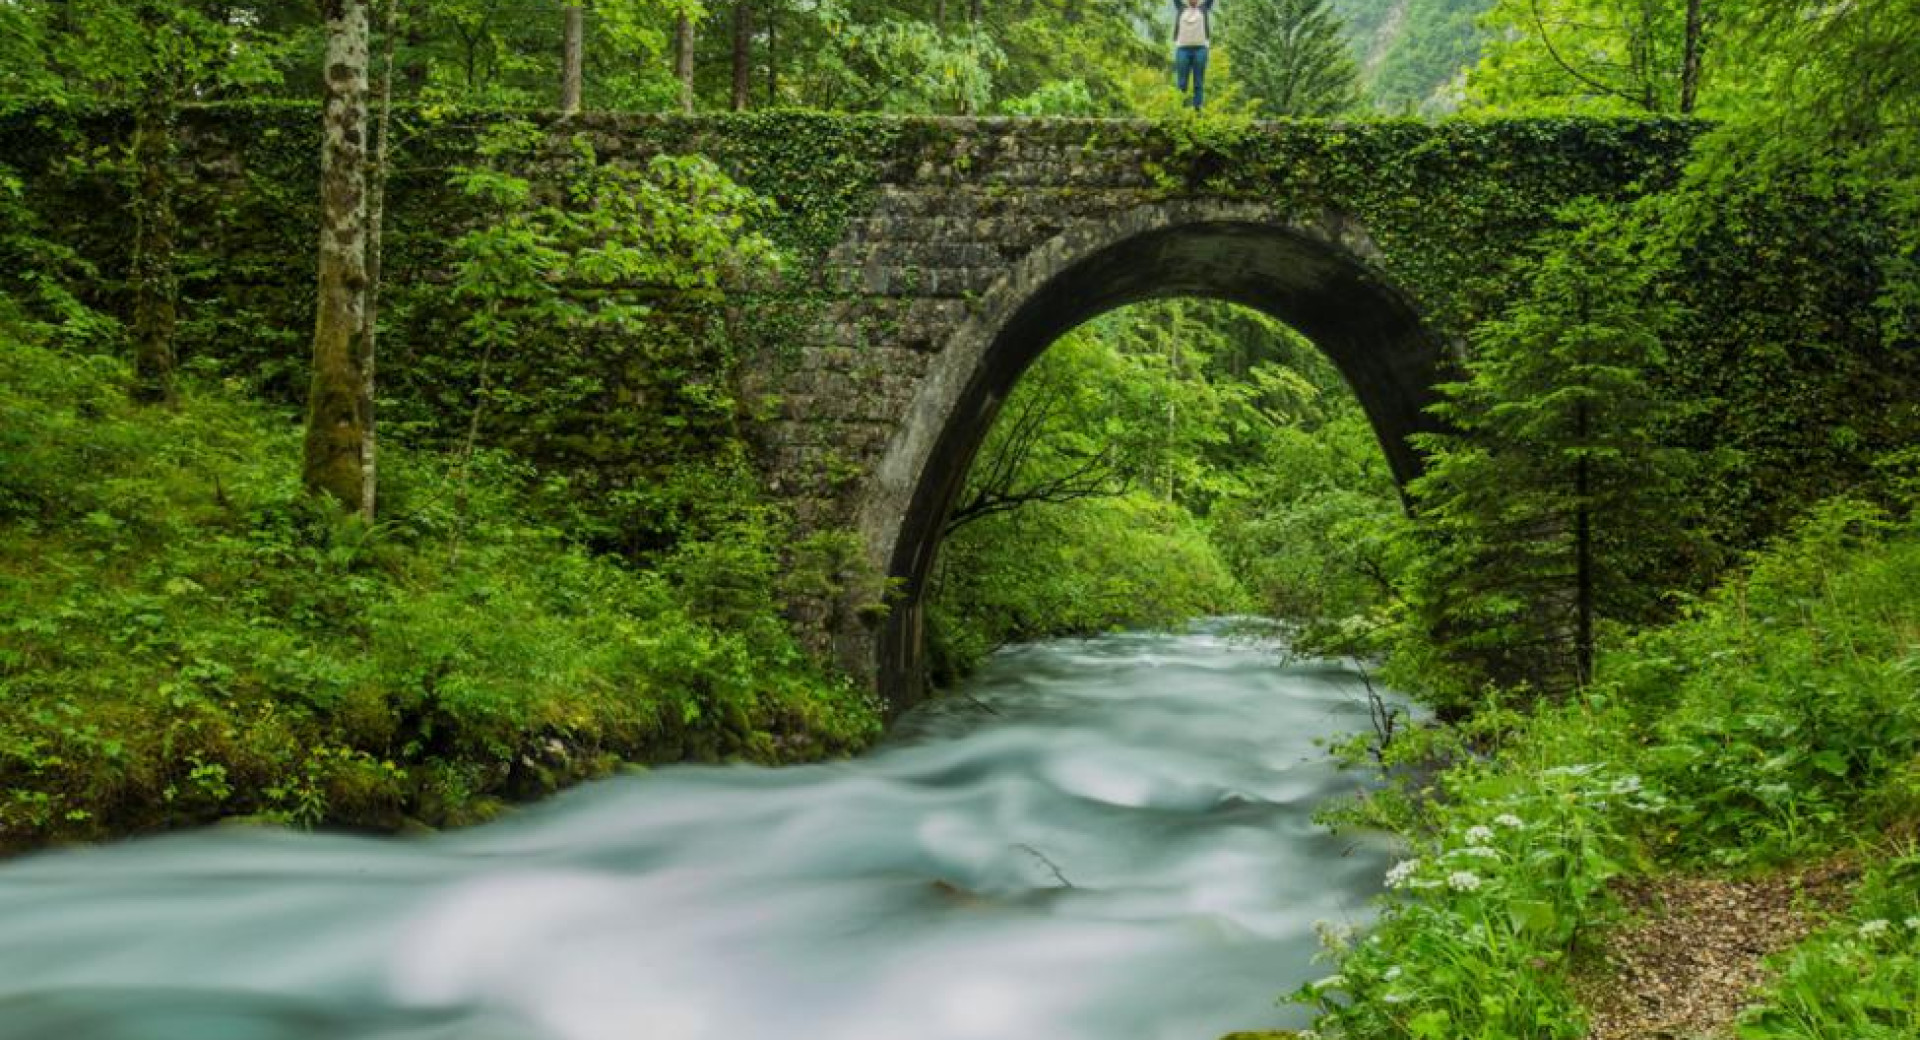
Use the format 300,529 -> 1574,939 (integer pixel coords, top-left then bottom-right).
0,330 -> 882,852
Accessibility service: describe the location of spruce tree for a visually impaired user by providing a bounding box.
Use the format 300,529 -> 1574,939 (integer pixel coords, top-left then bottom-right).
1405,202 -> 1709,697
1235,0 -> 1360,117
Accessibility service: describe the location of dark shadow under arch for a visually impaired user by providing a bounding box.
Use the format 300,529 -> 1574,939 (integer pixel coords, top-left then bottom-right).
874,219 -> 1449,709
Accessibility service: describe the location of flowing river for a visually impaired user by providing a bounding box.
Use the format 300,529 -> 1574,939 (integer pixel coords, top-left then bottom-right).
0,624 -> 1403,1040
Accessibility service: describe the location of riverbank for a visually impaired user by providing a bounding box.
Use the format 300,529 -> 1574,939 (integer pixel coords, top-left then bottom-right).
0,331 -> 882,853
1294,497 -> 1920,1038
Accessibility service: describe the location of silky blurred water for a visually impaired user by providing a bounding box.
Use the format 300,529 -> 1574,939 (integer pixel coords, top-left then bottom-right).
0,623 -> 1402,1040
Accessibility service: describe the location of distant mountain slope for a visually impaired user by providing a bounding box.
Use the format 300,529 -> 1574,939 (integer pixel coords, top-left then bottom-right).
1329,0 -> 1491,113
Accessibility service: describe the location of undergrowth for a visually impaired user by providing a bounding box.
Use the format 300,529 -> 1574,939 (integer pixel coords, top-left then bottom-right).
0,331 -> 883,852
1298,496 -> 1920,1039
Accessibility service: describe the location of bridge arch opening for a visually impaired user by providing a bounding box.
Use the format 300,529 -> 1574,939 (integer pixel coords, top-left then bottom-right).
858,212 -> 1449,709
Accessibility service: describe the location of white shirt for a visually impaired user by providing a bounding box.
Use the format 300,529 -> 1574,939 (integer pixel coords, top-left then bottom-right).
1175,6 -> 1208,47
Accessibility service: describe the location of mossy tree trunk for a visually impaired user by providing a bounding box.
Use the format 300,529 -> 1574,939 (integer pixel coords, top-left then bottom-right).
675,12 -> 695,113
560,3 -> 584,115
359,0 -> 400,522
304,0 -> 373,513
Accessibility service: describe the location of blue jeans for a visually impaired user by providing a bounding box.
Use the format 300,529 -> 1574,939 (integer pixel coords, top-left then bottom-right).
1174,45 -> 1209,109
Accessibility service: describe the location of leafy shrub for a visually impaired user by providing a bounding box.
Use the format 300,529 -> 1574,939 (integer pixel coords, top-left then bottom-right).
1612,499 -> 1920,865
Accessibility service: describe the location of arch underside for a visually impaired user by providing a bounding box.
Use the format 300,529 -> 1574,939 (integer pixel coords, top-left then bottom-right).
873,218 -> 1449,708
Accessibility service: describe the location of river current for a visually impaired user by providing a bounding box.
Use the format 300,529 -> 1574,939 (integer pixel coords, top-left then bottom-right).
0,624 -> 1401,1040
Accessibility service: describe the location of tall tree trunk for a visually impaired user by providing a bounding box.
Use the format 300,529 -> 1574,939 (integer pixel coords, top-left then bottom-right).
1679,0 -> 1705,114
560,3 -> 585,114
304,0 -> 373,511
1572,386 -> 1594,687
359,0 -> 400,522
731,1 -> 752,111
934,0 -> 946,26
129,13 -> 179,408
1569,276 -> 1597,688
765,2 -> 778,104
675,13 -> 696,113
968,0 -> 981,25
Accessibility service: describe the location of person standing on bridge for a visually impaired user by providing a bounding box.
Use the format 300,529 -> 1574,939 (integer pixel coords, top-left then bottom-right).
1172,0 -> 1218,110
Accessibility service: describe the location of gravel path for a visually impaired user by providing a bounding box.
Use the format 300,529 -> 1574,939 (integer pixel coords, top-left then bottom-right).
1579,862 -> 1857,1040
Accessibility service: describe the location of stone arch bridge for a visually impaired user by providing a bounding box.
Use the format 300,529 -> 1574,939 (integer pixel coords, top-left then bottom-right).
668,115 -> 1695,707
12,108 -> 1697,709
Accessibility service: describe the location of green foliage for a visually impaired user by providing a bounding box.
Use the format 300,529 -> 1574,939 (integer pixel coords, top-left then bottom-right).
989,5 -> 1161,118
1464,0 -> 1920,357
1737,856 -> 1920,1040
924,295 -> 1420,683
804,15 -> 1007,114
928,493 -> 1248,682
1299,759 -> 1655,1040
1327,0 -> 1490,113
0,328 -> 881,851
0,1 -> 291,115
1191,306 -> 1410,647
926,301 -> 1288,680
1361,0 -> 1488,114
1306,495 -> 1920,1037
1609,499 -> 1920,866
1209,401 -> 1410,655
1404,199 -> 1715,700
1687,5 -> 1919,357
1468,0 -> 1706,115
0,161 -> 118,350
1232,0 -> 1361,118
1001,79 -> 1102,118
429,122 -> 786,554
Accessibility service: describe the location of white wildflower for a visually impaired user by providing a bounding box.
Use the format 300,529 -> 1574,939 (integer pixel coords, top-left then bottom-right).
1385,858 -> 1421,889
1859,919 -> 1892,939
1308,974 -> 1345,992
1906,917 -> 1920,932
1446,870 -> 1482,893
1458,845 -> 1501,861
1494,813 -> 1526,829
1314,919 -> 1355,951
1464,825 -> 1495,844
1382,966 -> 1403,982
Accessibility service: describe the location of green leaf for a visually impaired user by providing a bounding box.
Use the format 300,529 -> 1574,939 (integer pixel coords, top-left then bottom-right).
1408,1009 -> 1452,1039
